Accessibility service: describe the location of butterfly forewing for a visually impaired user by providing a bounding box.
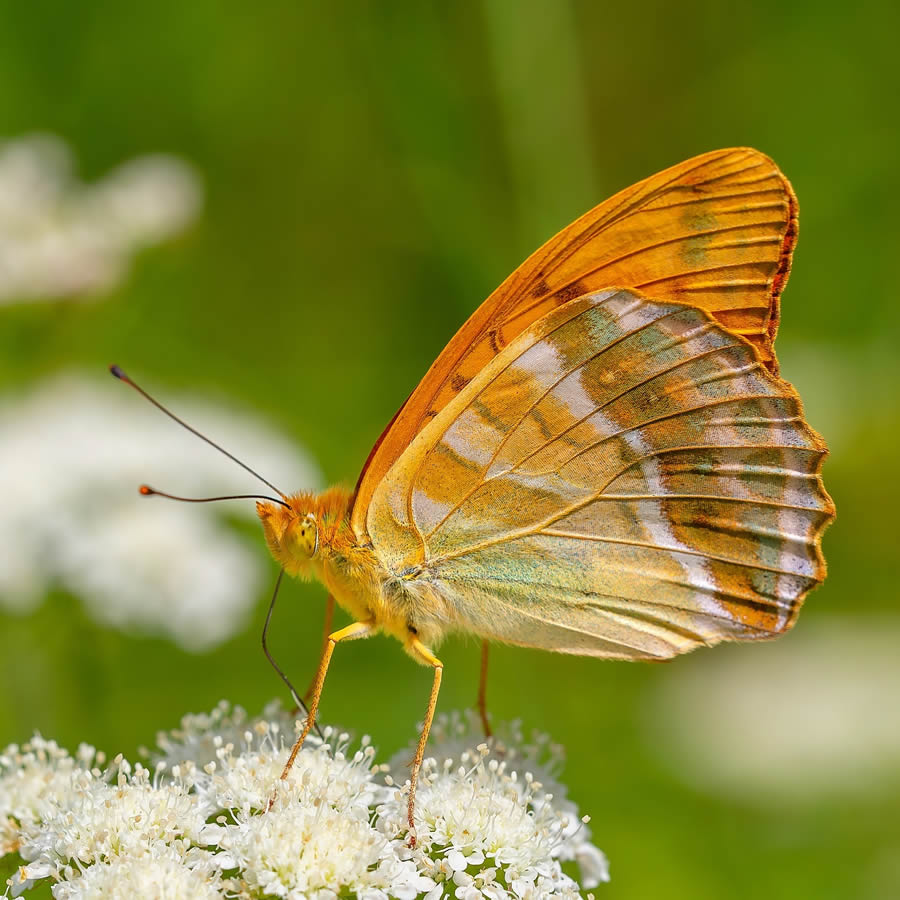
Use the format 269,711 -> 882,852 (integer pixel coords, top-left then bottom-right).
353,148 -> 796,537
367,289 -> 832,660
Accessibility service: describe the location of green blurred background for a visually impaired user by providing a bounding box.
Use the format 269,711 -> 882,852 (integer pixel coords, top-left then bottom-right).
1,2 -> 898,897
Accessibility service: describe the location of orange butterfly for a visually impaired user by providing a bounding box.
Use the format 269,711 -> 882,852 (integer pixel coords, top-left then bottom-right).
115,147 -> 833,845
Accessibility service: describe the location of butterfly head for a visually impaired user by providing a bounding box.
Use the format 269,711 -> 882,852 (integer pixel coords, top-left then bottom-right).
257,494 -> 320,577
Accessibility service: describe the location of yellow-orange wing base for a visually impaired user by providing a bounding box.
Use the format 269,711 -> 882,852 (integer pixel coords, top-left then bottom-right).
353,148 -> 797,539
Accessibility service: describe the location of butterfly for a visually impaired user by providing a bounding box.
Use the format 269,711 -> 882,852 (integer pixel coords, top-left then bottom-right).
114,147 -> 834,845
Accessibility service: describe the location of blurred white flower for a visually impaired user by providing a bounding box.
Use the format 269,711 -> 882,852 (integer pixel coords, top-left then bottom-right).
0,373 -> 320,650
646,618 -> 900,804
0,703 -> 606,898
0,133 -> 201,303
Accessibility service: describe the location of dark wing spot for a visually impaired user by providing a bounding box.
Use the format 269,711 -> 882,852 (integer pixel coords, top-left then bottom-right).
553,281 -> 586,303
450,373 -> 470,392
529,277 -> 552,299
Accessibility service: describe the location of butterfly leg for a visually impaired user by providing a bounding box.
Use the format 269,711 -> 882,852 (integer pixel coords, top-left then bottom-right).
268,619 -> 374,809
302,594 -> 335,703
477,639 -> 492,738
405,638 -> 443,847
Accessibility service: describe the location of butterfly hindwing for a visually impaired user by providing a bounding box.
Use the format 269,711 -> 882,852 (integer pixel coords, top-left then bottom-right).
367,289 -> 832,659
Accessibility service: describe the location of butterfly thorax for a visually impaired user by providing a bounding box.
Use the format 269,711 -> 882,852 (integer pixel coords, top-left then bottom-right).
256,487 -> 446,653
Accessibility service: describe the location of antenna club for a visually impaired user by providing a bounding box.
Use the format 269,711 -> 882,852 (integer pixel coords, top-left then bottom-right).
109,364 -> 129,381
139,485 -> 154,496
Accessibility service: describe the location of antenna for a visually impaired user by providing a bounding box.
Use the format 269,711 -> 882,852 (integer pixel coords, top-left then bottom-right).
112,367 -> 311,730
139,485 -> 291,509
110,365 -> 287,499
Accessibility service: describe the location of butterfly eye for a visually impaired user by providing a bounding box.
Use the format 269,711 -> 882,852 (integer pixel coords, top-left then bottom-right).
291,514 -> 319,558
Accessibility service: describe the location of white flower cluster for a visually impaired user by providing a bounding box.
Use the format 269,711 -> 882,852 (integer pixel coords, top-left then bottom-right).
0,374 -> 320,650
1,702 -> 608,898
0,133 -> 201,303
386,711 -> 609,894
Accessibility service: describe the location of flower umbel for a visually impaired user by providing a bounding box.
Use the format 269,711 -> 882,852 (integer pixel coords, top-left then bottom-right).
385,711 -> 609,894
1,704 -> 607,898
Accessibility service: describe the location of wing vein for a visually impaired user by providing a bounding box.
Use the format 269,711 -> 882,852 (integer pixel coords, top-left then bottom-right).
505,395 -> 801,479
501,220 -> 786,331
501,152 -> 764,312
539,528 -> 814,575
439,570 -> 788,616
594,492 -> 821,509
428,443 -> 826,565
422,299 -> 707,538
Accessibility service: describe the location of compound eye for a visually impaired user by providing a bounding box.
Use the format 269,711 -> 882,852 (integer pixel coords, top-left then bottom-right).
296,514 -> 319,557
